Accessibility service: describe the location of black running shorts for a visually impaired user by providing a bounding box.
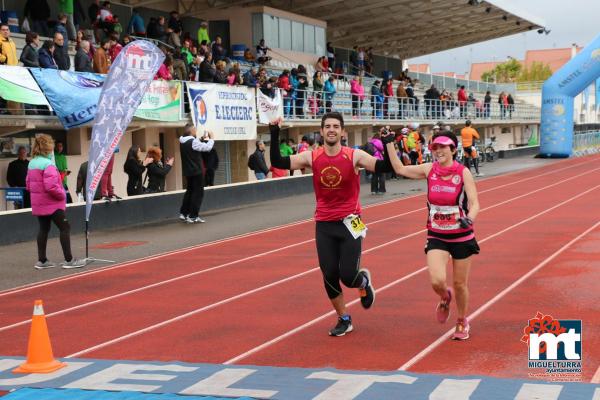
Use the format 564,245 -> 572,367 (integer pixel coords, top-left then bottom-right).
425,237 -> 480,260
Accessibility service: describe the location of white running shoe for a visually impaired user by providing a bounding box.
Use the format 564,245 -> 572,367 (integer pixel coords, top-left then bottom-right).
186,216 -> 206,224
34,261 -> 55,270
62,259 -> 87,269
179,214 -> 187,221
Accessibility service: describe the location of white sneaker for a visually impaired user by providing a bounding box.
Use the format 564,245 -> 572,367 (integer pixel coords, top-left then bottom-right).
62,259 -> 87,269
34,261 -> 55,270
476,172 -> 484,177
179,214 -> 187,221
186,216 -> 206,224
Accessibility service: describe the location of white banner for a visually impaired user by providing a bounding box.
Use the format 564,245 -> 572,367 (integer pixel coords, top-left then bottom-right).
257,89 -> 283,124
187,82 -> 256,140
0,65 -> 50,106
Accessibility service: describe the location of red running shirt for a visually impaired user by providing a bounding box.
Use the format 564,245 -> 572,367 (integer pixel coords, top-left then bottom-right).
312,147 -> 361,221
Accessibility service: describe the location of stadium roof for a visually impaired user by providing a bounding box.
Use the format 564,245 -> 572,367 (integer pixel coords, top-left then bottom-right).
124,0 -> 547,59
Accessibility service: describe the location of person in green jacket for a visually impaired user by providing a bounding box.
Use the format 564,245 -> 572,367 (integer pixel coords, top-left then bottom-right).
58,0 -> 76,40
54,141 -> 72,203
280,138 -> 295,176
197,20 -> 210,46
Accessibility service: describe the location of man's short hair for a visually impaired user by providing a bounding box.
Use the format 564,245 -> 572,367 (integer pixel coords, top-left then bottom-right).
256,140 -> 264,147
321,112 -> 344,129
184,123 -> 195,136
58,13 -> 67,20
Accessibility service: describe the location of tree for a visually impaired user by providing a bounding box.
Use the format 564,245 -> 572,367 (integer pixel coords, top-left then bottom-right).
479,58 -> 522,83
518,61 -> 553,82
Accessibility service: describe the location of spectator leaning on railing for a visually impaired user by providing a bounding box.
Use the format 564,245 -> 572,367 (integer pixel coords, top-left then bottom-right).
38,40 -> 57,69
53,32 -> 70,71
20,32 -> 40,67
93,38 -> 110,74
75,39 -> 93,72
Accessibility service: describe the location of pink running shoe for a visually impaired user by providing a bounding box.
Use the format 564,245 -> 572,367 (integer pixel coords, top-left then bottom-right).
435,288 -> 453,323
452,317 -> 470,340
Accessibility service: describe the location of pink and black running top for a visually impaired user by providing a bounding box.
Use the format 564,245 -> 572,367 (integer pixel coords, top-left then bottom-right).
426,160 -> 474,242
312,146 -> 361,221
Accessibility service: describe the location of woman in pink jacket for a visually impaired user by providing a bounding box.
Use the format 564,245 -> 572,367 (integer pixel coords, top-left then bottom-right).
350,76 -> 365,118
26,134 -> 85,270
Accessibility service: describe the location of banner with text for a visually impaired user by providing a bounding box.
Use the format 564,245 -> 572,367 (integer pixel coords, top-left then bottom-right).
135,80 -> 182,121
187,82 -> 256,140
86,41 -> 164,220
0,66 -> 50,106
257,88 -> 283,124
30,69 -> 104,128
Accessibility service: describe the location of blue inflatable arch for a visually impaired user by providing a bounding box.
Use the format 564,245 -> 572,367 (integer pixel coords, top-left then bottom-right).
540,33 -> 600,157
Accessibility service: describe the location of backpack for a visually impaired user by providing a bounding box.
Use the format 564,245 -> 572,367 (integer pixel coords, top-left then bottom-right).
247,153 -> 256,170
406,134 -> 417,150
361,142 -> 375,156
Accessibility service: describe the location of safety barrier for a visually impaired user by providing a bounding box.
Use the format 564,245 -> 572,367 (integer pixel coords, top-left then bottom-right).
572,131 -> 600,157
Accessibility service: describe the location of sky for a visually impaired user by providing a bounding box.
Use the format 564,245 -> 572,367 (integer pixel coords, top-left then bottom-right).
408,0 -> 600,75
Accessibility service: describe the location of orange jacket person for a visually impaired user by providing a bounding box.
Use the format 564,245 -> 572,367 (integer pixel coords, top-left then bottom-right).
460,120 -> 482,177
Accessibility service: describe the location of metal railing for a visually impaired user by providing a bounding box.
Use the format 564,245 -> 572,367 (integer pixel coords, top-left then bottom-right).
572,131 -> 600,156
406,71 -> 517,95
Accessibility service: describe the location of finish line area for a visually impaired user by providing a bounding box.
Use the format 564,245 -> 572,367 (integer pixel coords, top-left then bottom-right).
0,155 -> 599,399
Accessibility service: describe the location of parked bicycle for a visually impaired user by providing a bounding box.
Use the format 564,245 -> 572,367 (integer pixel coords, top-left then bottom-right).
484,136 -> 497,162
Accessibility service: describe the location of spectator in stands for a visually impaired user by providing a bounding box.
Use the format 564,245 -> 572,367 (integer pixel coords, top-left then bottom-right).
179,124 -> 214,223
75,39 -> 94,72
180,39 -> 193,65
507,93 -> 515,119
211,36 -> 227,62
396,81 -> 408,119
27,134 -> 86,269
484,90 -> 491,118
155,55 -> 174,80
357,47 -> 365,74
197,20 -> 210,47
248,141 -> 269,180
172,49 -> 187,80
277,70 -> 292,117
57,2 -> 77,40
350,75 -> 364,118
167,26 -> 182,49
313,71 -> 324,113
93,38 -> 110,73
168,11 -> 183,34
38,40 -> 58,69
72,0 -> 86,33
127,8 -> 145,36
108,32 -> 122,60
20,32 -> 40,67
498,91 -> 507,119
371,79 -> 382,118
7,146 -> 31,209
244,48 -> 256,64
315,57 -> 328,73
326,42 -> 335,73
202,147 -> 219,187
145,146 -> 173,193
23,0 -> 50,38
406,79 -> 418,116
457,85 -> 467,118
213,60 -> 228,84
256,39 -> 271,65
88,0 -> 100,27
381,76 -> 393,119
349,46 -> 358,75
365,47 -> 374,74
261,74 -> 277,98
199,52 -> 216,82
424,84 -> 441,119
122,34 -> 131,45
146,17 -> 159,39
243,66 -> 258,88
227,63 -> 243,86
296,65 -> 309,118
324,76 -> 336,113
54,141 -> 72,203
155,16 -> 167,43
188,55 -> 202,81
0,23 -> 17,66
111,15 -> 123,35
52,33 -> 70,71
75,29 -> 84,50
124,145 -> 151,196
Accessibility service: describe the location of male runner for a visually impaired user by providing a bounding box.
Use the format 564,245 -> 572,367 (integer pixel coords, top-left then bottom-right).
460,120 -> 483,177
269,112 -> 392,336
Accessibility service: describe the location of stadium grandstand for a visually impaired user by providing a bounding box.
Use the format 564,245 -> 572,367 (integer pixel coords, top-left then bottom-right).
0,0 -> 549,200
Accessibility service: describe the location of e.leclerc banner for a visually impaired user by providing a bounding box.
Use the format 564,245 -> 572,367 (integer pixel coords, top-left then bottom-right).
30,69 -> 104,128
187,82 -> 256,140
134,80 -> 182,121
86,41 -> 164,220
0,65 -> 51,106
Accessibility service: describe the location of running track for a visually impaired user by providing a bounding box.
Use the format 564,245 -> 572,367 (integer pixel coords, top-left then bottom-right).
1,155 -> 599,384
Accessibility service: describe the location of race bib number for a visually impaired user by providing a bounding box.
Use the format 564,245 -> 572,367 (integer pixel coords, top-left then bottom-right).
343,214 -> 367,239
430,205 -> 461,230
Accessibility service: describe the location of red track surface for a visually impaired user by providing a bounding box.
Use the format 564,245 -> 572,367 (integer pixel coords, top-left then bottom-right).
1,155 -> 599,382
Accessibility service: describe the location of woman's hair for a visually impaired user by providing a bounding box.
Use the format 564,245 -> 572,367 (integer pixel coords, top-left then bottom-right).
432,131 -> 459,160
25,32 -> 38,45
127,145 -> 141,161
146,146 -> 162,162
32,134 -> 54,157
42,40 -> 54,52
215,60 -> 226,71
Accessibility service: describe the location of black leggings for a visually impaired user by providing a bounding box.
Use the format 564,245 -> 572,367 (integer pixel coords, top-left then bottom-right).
37,209 -> 72,262
316,221 -> 363,299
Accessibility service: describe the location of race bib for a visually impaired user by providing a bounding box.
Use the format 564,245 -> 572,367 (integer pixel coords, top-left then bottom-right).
343,214 -> 367,239
430,205 -> 461,230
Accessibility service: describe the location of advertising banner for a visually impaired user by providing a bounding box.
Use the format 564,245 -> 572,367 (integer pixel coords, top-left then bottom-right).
0,66 -> 50,106
187,82 -> 256,140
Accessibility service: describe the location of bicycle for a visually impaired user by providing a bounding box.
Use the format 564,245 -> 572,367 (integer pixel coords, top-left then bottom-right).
484,136 -> 497,162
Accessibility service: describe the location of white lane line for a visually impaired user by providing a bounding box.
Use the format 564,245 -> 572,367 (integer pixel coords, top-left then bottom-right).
0,156 -> 590,297
3,164 -> 597,333
67,182 -> 600,360
397,219 -> 600,371
224,184 -> 600,365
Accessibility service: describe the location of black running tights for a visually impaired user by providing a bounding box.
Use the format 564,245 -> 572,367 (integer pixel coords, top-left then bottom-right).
37,209 -> 72,262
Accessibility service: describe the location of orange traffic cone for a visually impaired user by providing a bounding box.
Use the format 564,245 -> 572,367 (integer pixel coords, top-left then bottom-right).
13,300 -> 67,374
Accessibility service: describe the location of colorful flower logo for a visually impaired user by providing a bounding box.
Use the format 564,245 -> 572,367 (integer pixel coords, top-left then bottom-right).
521,312 -> 567,355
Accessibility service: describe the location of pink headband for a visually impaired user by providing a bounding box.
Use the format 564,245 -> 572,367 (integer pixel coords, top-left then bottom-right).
430,136 -> 455,150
